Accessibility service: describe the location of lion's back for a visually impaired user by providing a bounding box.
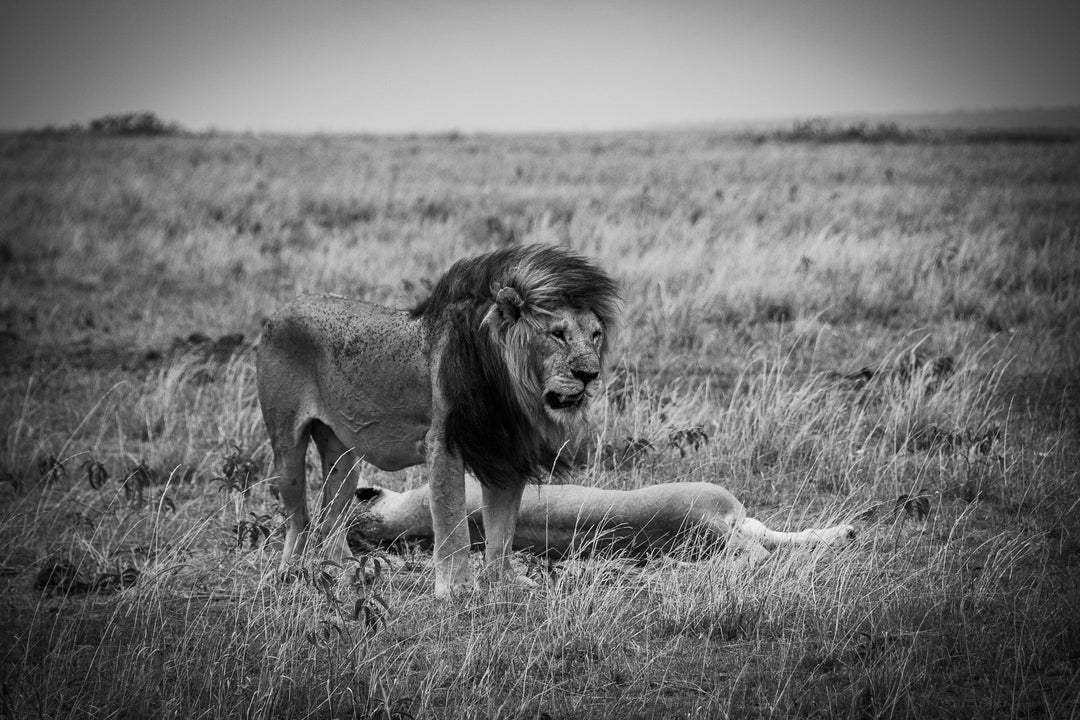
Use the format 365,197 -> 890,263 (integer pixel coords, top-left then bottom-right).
257,295 -> 432,467
260,294 -> 426,373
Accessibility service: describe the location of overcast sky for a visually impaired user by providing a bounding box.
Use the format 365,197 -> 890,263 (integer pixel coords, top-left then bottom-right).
1,0 -> 1077,133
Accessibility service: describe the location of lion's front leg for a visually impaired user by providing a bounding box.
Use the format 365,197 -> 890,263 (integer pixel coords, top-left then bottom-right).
428,442 -> 474,598
479,481 -> 528,584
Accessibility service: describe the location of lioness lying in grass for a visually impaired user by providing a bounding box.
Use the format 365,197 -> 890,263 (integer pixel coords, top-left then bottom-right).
350,476 -> 856,562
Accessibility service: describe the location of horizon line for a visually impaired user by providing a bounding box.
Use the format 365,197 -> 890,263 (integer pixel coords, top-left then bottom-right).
6,103 -> 1080,137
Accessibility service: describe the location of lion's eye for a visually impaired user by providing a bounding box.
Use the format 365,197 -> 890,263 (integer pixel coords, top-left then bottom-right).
592,330 -> 603,343
550,328 -> 567,342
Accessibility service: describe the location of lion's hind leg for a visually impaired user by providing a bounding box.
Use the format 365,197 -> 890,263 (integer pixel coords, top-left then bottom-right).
311,420 -> 363,563
270,432 -> 311,573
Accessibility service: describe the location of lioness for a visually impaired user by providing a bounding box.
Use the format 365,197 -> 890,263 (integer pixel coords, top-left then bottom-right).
351,476 -> 856,561
257,244 -> 619,596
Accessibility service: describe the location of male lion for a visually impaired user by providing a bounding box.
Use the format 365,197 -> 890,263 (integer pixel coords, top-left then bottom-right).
256,244 -> 619,596
350,476 -> 856,561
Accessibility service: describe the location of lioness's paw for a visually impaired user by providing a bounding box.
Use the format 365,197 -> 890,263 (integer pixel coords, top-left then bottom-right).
830,525 -> 857,545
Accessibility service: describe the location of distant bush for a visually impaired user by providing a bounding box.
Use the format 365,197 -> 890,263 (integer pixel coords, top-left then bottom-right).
756,118 -> 1080,145
946,128 -> 1080,144
22,123 -> 85,138
18,111 -> 186,138
87,111 -> 183,136
774,118 -> 918,144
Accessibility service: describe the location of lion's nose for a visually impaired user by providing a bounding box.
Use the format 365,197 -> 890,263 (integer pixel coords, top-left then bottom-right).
573,369 -> 599,385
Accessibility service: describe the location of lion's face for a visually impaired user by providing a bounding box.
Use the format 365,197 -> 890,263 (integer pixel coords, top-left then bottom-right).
533,307 -> 605,421
484,277 -> 612,429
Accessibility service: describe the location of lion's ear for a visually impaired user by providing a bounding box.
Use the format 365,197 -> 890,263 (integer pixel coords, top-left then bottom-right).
493,286 -> 525,325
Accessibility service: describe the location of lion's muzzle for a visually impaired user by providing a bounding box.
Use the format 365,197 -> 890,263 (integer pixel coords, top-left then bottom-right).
543,372 -> 600,412
545,388 -> 586,410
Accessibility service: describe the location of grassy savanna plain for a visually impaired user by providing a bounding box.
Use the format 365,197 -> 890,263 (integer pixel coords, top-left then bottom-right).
1,126 -> 1079,719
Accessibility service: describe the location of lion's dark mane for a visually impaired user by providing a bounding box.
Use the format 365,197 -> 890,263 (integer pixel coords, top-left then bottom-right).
412,244 -> 619,489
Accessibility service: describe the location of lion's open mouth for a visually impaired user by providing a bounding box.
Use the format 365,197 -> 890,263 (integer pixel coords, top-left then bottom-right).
544,390 -> 585,410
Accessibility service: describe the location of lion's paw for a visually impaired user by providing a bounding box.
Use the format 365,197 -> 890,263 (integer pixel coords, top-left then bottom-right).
512,573 -> 539,589
434,580 -> 480,600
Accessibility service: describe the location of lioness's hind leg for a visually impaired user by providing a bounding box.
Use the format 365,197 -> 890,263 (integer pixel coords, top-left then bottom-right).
737,517 -> 857,548
722,528 -> 772,565
698,511 -> 769,564
311,421 -> 362,562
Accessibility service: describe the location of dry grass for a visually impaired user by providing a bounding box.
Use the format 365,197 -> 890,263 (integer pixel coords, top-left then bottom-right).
1,129 -> 1078,718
